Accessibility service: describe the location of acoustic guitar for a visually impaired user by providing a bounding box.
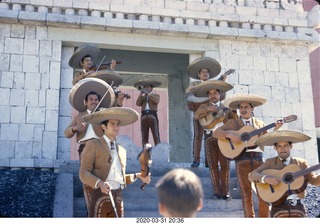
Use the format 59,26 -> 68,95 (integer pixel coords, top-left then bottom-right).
199,107 -> 229,130
186,69 -> 235,112
255,163 -> 320,206
218,114 -> 297,160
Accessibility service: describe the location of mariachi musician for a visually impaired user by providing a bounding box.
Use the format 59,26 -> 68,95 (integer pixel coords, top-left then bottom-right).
248,130 -> 320,217
212,93 -> 284,217
185,57 -> 225,168
193,80 -> 237,200
68,44 -> 117,85
134,79 -> 161,147
68,43 -> 127,107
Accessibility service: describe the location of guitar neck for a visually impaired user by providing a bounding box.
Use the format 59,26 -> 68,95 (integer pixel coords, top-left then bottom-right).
217,69 -> 234,81
247,123 -> 275,139
292,164 -> 320,180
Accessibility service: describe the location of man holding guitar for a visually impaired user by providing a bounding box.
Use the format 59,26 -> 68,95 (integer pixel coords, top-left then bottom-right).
193,80 -> 237,200
212,93 -> 284,217
249,130 -> 320,217
185,57 -> 229,167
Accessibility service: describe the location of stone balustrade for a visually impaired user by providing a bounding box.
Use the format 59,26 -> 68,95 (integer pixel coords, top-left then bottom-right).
0,1 -> 318,44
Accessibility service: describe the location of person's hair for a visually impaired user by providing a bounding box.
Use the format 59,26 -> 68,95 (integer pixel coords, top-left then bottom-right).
198,68 -> 210,74
81,54 -> 91,63
274,141 -> 293,147
85,91 -> 101,102
156,168 -> 203,217
101,120 -> 109,126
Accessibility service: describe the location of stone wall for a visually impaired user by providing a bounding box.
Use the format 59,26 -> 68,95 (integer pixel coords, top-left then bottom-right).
0,0 -> 319,167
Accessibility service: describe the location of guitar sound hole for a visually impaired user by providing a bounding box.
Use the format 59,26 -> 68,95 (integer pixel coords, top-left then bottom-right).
283,173 -> 293,184
241,133 -> 250,142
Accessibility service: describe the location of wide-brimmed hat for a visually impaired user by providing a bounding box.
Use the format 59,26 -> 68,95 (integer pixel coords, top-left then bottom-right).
82,107 -> 139,126
68,44 -> 101,69
224,93 -> 267,110
193,80 -> 233,97
133,79 -> 161,89
255,130 -> 311,146
87,70 -> 123,87
69,78 -> 115,112
187,57 -> 221,79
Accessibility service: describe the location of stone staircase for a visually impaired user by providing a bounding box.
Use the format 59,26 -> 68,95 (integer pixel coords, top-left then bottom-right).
64,162 -> 246,218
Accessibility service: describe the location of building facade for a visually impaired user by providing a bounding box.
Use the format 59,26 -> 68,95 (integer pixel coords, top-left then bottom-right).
0,0 -> 319,168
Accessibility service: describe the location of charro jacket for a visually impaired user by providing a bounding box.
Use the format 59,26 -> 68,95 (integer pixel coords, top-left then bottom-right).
64,111 -> 103,142
79,137 -> 134,189
136,93 -> 160,112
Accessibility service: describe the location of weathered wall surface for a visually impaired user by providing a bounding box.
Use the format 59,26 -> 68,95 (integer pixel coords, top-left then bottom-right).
0,0 -> 319,167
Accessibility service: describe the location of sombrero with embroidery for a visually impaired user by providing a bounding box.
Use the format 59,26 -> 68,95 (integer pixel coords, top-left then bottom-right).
133,79 -> 161,89
69,78 -> 115,112
193,80 -> 233,97
187,57 -> 221,79
255,130 -> 311,146
68,44 -> 101,69
82,107 -> 139,126
224,93 -> 267,110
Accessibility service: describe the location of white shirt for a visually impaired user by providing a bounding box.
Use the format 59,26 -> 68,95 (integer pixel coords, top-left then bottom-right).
145,92 -> 152,111
103,135 -> 125,189
78,110 -> 99,143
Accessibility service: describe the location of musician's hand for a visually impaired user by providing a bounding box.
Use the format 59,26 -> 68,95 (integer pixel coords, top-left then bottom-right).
85,70 -> 95,77
74,121 -> 86,132
110,59 -> 117,71
221,73 -> 227,82
117,92 -> 125,101
265,176 -> 281,186
207,105 -> 218,113
137,173 -> 151,184
98,181 -> 111,194
225,132 -> 242,143
273,119 -> 284,131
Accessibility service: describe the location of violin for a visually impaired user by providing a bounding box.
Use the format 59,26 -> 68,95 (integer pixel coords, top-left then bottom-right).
115,90 -> 131,99
88,61 -> 122,72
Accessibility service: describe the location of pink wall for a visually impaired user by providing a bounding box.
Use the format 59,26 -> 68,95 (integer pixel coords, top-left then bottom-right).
116,87 -> 169,148
70,87 -> 168,160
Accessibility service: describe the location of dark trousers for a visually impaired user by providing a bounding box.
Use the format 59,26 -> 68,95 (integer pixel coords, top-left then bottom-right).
141,111 -> 160,146
192,117 -> 205,163
236,158 -> 270,217
205,135 -> 230,196
87,186 -> 123,218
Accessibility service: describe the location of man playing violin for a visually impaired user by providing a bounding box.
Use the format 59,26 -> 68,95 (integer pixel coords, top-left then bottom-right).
212,93 -> 283,217
185,57 -> 226,168
69,44 -> 126,106
248,130 -> 320,217
193,80 -> 237,200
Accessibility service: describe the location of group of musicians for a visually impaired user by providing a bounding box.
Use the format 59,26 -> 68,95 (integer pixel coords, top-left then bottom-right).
64,43 -> 320,218
186,57 -> 320,217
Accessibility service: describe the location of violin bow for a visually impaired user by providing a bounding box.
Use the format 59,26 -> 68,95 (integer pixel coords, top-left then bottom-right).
94,56 -> 106,72
92,81 -> 114,113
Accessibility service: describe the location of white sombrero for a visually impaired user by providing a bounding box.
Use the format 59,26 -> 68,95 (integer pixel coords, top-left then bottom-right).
68,44 -> 101,69
224,93 -> 267,110
255,130 -> 311,146
82,107 -> 139,126
69,78 -> 115,112
133,79 -> 161,89
187,57 -> 221,79
193,80 -> 233,97
87,70 -> 123,87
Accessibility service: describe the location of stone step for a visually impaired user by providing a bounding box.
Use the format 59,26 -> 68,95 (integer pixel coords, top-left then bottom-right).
124,210 -> 244,218
73,197 -> 244,218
